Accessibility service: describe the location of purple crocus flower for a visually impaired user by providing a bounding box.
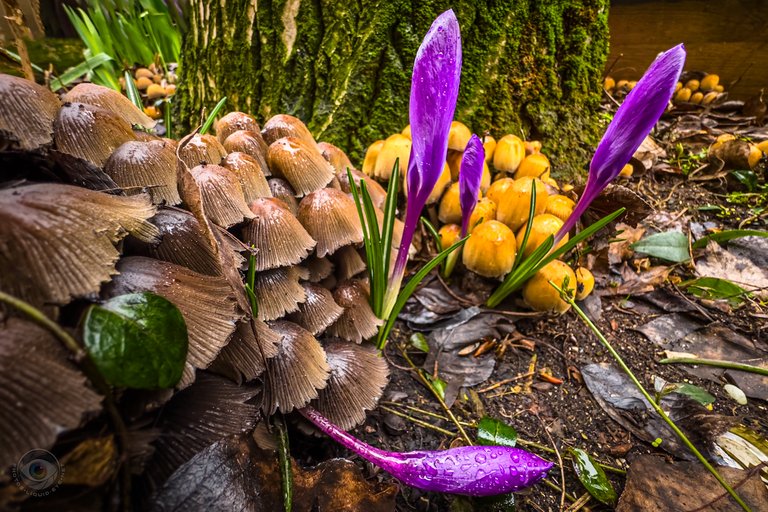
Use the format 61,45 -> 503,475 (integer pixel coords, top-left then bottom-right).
301,406 -> 552,496
459,134 -> 485,237
384,9 -> 462,316
556,44 -> 686,242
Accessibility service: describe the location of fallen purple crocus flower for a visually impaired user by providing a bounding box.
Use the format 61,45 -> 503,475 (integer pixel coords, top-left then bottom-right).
300,406 -> 553,496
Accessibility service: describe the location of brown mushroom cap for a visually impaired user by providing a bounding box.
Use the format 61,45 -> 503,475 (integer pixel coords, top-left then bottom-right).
0,318 -> 102,469
215,111 -> 262,143
106,256 -> 242,379
298,255 -> 332,283
0,183 -> 157,307
54,102 -> 137,167
0,73 -> 60,150
267,137 -> 335,196
125,207 -> 245,276
242,198 -> 316,271
252,266 -> 307,321
336,167 -> 387,209
297,188 -> 364,257
189,164 -> 255,228
287,282 -> 344,336
312,340 -> 389,430
332,245 -> 367,281
268,178 -> 299,214
210,319 -> 281,383
328,279 -> 382,343
222,129 -> 268,160
222,151 -> 272,202
63,82 -> 155,129
261,113 -> 316,146
262,320 -> 330,415
104,139 -> 181,204
178,133 -> 227,169
317,141 -> 354,173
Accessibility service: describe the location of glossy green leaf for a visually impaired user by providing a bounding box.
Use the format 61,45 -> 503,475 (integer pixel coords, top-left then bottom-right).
692,229 -> 768,249
83,292 -> 188,389
409,333 -> 430,353
477,417 -> 518,447
673,383 -> 716,406
683,277 -> 747,307
570,447 -> 617,505
631,231 -> 690,262
421,371 -> 447,400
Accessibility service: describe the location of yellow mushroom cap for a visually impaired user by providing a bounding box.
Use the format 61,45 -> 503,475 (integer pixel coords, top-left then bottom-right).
603,77 -> 615,91
496,177 -> 549,231
362,139 -> 385,177
446,149 -> 463,181
401,125 -> 412,139
438,182 -> 463,224
438,224 -> 461,248
515,214 -> 568,260
545,194 -> 575,222
486,177 -> 516,207
690,91 -> 704,105
448,121 -> 472,151
684,79 -> 700,92
468,198 -> 497,232
493,134 -> 526,174
575,267 -> 595,301
674,87 -> 692,102
374,134 -> 411,181
515,153 -> 551,180
619,163 -> 634,177
483,134 -> 496,163
748,145 -> 762,169
480,161 -> 492,194
756,140 -> 768,155
462,220 -> 517,279
524,140 -> 542,156
522,260 -> 576,313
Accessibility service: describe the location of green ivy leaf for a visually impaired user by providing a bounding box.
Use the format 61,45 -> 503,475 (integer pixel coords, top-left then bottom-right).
631,231 -> 690,262
477,417 -> 518,447
570,447 -> 617,505
83,292 -> 188,389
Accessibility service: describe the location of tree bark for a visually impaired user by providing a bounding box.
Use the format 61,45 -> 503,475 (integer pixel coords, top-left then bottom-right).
177,1 -> 609,177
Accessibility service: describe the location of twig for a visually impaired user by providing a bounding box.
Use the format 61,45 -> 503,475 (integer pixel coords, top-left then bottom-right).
550,281 -> 753,512
659,356 -> 768,376
396,343 -> 473,445
378,405 -> 457,437
564,492 -> 592,512
0,291 -> 132,510
541,479 -> 587,509
477,371 -> 535,393
380,402 -> 476,428
535,412 -> 566,511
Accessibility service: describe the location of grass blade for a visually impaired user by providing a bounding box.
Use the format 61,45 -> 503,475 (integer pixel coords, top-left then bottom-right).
124,70 -> 143,109
199,97 -> 227,135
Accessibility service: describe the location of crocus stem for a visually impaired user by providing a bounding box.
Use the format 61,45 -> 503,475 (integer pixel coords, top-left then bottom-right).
659,357 -> 768,376
549,282 -> 752,512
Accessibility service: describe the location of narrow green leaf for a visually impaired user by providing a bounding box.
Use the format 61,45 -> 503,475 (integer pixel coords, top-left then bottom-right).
672,383 -> 716,406
199,97 -> 227,135
82,292 -> 188,389
631,231 -> 690,263
420,216 -> 442,253
164,98 -> 173,139
377,236 -> 468,349
274,415 -> 293,512
682,277 -> 747,306
381,161 -> 400,284
124,70 -> 143,110
513,180 -> 538,271
50,52 -> 114,91
570,447 -> 617,505
477,417 -> 518,447
409,332 -> 430,353
692,229 -> 768,249
422,371 -> 447,400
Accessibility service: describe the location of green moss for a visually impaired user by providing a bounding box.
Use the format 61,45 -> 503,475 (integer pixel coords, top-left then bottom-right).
178,0 -> 609,179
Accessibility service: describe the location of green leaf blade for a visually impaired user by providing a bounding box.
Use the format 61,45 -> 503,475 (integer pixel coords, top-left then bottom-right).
83,292 -> 188,389
477,417 -> 518,447
631,231 -> 690,263
570,447 -> 617,506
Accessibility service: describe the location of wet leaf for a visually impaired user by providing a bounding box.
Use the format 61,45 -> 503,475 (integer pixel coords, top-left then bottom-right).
570,447 -> 617,505
410,332 -> 430,353
83,292 -> 188,389
695,242 -> 768,298
692,229 -> 768,249
477,417 -> 518,447
631,231 -> 690,263
683,277 -> 747,307
422,371 -> 447,400
670,383 -> 716,406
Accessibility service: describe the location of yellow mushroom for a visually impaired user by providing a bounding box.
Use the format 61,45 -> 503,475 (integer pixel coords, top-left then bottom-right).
700,74 -> 719,92
448,121 -> 472,151
545,194 -> 575,222
575,267 -> 595,300
462,220 -> 517,278
515,214 -> 568,260
495,177 -> 548,231
486,177 -> 516,208
468,198 -> 497,232
362,139 -> 385,177
374,134 -> 411,180
603,77 -> 615,91
438,182 -> 464,224
619,163 -> 634,177
515,153 -> 551,180
522,260 -> 576,313
493,134 -> 526,174
439,223 -> 461,248
483,134 -> 496,163
674,87 -> 692,102
401,125 -> 412,139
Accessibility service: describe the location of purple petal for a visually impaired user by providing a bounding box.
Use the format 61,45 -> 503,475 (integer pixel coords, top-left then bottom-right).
459,134 -> 484,236
406,8 -> 462,211
301,406 -> 553,497
557,44 -> 685,240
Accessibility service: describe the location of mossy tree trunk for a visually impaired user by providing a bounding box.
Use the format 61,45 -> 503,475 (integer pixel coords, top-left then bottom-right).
177,0 -> 609,177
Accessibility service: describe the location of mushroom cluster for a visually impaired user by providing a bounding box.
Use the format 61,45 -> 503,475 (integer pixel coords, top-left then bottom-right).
363,120 -> 595,313
118,64 -> 178,120
0,73 -> 389,440
604,71 -> 727,107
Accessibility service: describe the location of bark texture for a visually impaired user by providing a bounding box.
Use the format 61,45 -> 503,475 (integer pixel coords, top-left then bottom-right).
177,1 -> 609,177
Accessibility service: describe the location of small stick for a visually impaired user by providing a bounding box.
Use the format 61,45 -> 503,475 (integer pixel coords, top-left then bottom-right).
378,405 -> 458,437
477,371 -> 535,393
